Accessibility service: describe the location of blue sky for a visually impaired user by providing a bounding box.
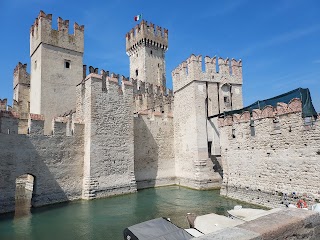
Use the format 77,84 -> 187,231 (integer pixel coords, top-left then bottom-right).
0,0 -> 319,111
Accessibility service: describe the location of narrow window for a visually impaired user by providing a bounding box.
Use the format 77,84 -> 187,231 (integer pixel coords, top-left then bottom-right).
65,60 -> 71,69
208,141 -> 212,158
250,120 -> 255,136
34,60 -> 37,69
150,50 -> 153,55
158,63 -> 160,68
135,69 -> 138,77
232,128 -> 236,138
224,96 -> 230,107
273,118 -> 280,130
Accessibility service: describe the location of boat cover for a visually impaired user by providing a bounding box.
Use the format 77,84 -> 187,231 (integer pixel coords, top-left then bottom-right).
123,217 -> 193,240
208,87 -> 317,119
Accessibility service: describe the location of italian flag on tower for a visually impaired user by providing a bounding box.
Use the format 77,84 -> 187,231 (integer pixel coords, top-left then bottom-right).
134,14 -> 142,21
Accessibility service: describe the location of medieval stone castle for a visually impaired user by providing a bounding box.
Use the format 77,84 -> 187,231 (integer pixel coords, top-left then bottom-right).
0,11 -> 319,214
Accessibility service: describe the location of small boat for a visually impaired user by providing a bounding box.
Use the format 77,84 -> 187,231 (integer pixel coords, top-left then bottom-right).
123,217 -> 201,240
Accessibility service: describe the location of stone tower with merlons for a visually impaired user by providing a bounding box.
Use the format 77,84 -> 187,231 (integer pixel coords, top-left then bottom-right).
172,55 -> 243,189
29,11 -> 84,133
126,20 -> 168,87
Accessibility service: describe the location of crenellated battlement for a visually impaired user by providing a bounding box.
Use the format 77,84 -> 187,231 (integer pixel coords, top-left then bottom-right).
218,98 -> 310,128
231,58 -> 242,77
135,106 -> 174,119
172,54 -> 242,92
0,110 -> 19,134
80,68 -> 133,97
28,113 -> 83,136
131,78 -> 173,114
0,110 -> 19,119
14,62 -> 27,74
126,20 -> 168,55
13,62 -> 30,88
0,111 -> 83,136
134,92 -> 173,116
30,10 -> 84,56
131,79 -> 172,96
0,99 -> 8,111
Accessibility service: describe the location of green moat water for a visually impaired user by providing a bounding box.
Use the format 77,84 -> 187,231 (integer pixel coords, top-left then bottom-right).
0,186 -> 263,240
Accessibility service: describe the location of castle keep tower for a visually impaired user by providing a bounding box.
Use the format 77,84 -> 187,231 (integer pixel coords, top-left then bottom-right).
172,55 -> 243,189
29,11 -> 84,133
126,20 -> 168,87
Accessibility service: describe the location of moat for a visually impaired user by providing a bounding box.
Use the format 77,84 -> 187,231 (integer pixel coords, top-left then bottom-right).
0,186 -> 264,240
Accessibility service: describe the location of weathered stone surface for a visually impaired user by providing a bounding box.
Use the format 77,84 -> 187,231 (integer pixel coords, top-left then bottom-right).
30,11 -> 84,134
172,53 -> 243,189
0,119 -> 84,213
220,108 -> 320,208
134,114 -> 175,189
193,227 -> 262,240
76,74 -> 137,199
192,209 -> 320,239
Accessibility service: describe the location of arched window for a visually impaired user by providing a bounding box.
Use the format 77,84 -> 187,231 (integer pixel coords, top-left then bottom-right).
221,84 -> 232,109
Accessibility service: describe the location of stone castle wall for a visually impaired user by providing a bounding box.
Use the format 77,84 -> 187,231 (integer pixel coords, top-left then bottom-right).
132,76 -> 175,189
0,112 -> 84,213
219,99 -> 320,208
134,111 -> 175,189
76,72 -> 136,199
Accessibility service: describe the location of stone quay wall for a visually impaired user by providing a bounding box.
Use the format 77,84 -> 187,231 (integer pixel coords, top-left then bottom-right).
194,208 -> 320,240
219,98 -> 320,208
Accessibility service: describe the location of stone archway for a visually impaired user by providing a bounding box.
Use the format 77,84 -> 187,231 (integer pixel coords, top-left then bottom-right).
15,174 -> 35,217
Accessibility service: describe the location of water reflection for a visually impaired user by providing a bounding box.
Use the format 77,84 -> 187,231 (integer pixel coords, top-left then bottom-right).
15,174 -> 34,218
13,211 -> 32,239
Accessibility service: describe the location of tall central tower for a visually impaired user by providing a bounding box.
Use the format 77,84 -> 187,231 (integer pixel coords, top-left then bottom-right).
126,20 -> 168,87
